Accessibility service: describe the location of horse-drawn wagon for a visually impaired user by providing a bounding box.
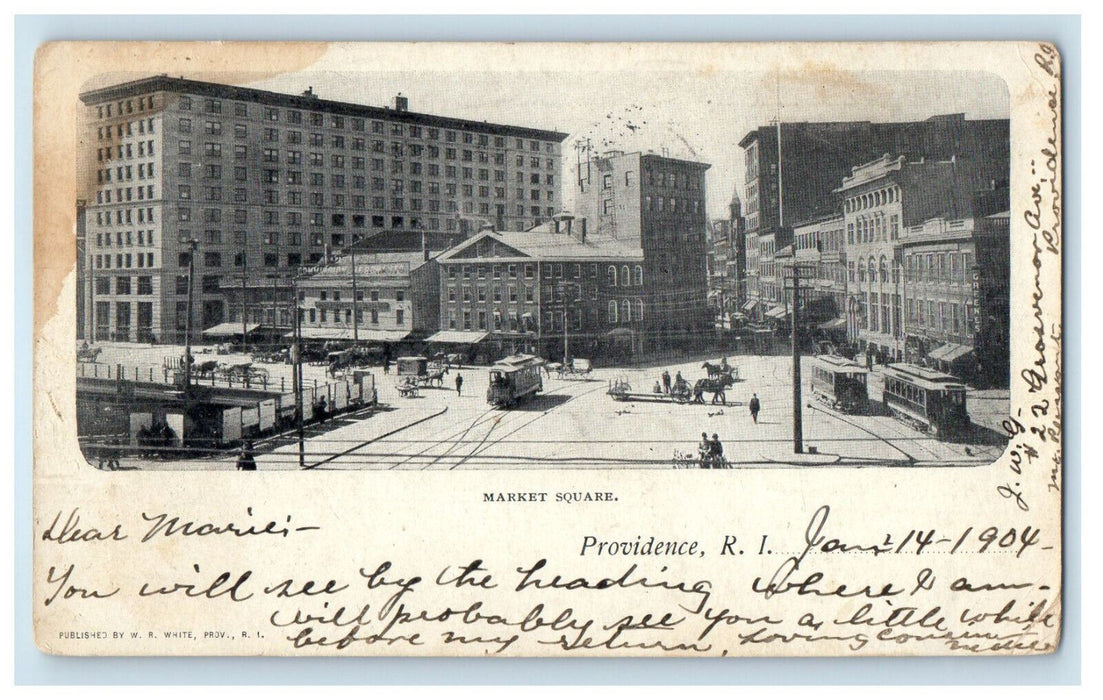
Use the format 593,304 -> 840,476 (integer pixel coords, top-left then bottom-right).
550,358 -> 593,380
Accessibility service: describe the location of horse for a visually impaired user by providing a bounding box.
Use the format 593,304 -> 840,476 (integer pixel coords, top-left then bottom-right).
702,361 -> 733,379
194,359 -> 219,378
693,374 -> 734,405
426,365 -> 450,387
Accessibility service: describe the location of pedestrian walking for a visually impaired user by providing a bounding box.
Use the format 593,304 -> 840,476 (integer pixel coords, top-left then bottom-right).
749,393 -> 761,424
662,370 -> 672,394
383,357 -> 391,375
455,373 -> 464,396
236,440 -> 257,471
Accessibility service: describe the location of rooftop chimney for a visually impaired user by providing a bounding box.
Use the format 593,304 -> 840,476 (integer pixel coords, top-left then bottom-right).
395,94 -> 408,112
302,87 -> 316,99
422,231 -> 429,262
579,218 -> 587,243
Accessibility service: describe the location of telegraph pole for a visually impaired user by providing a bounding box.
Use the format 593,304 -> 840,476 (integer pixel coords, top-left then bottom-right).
350,247 -> 359,343
240,254 -> 248,348
292,276 -> 305,468
182,239 -> 198,438
788,262 -> 811,454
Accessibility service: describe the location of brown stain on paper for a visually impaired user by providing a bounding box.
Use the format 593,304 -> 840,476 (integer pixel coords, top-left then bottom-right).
33,41 -> 328,341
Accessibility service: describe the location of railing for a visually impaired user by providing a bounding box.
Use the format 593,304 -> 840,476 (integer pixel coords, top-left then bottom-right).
77,361 -> 314,394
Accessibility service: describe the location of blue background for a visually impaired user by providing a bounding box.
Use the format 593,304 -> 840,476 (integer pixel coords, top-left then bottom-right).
13,14 -> 1081,685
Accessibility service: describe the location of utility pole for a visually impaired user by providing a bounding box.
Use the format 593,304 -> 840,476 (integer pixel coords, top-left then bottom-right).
350,247 -> 359,343
292,276 -> 305,468
182,239 -> 198,439
788,263 -> 810,454
240,253 -> 248,348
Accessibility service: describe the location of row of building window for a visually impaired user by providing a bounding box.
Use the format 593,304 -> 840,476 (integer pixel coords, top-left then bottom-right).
94,186 -> 156,205
847,252 -> 975,285
95,120 -> 155,140
96,140 -> 155,161
91,253 -> 156,270
96,161 -> 156,183
92,275 -> 154,295
844,186 -> 900,213
93,231 -> 156,248
169,95 -> 558,153
305,307 -> 403,326
847,213 -> 901,244
92,207 -> 156,225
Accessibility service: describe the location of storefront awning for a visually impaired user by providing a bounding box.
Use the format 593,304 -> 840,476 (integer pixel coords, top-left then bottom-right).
285,328 -> 410,342
741,299 -> 759,312
424,330 -> 489,344
203,322 -> 260,337
765,305 -> 789,320
928,343 -> 974,363
818,317 -> 847,331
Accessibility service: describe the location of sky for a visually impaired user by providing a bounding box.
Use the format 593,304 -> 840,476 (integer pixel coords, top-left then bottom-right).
222,67 -> 1008,221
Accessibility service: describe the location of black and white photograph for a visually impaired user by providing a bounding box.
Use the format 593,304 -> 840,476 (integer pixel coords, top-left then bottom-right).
31,40 -> 1063,659
74,64 -> 1011,471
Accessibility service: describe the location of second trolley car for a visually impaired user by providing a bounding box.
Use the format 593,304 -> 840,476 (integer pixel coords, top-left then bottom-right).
810,355 -> 870,414
487,354 -> 545,407
881,363 -> 970,438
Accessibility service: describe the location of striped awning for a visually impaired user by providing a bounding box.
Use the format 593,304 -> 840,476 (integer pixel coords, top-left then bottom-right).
765,305 -> 789,319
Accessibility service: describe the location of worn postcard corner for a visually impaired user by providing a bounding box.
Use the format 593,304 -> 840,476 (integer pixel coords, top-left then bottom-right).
32,40 -> 1062,657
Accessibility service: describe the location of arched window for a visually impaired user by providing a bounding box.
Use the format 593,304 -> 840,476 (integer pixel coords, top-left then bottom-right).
607,265 -> 617,286
633,265 -> 643,286
620,265 -> 631,287
875,216 -> 883,241
858,257 -> 865,282
608,300 -> 618,323
622,299 -> 632,322
867,258 -> 876,284
879,256 -> 889,283
635,298 -> 644,321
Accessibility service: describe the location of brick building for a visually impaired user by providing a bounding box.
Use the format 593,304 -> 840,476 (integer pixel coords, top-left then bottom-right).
432,223 -> 646,362
78,75 -> 567,343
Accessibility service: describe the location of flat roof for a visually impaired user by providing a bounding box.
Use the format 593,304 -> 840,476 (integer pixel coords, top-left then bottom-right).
79,75 -> 570,143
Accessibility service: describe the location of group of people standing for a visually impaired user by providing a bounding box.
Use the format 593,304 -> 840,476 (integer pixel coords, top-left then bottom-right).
697,433 -> 726,468
654,369 -> 687,395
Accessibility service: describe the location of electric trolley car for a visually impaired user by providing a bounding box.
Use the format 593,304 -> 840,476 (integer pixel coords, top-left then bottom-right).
487,354 -> 545,408
810,355 -> 870,414
881,363 -> 970,439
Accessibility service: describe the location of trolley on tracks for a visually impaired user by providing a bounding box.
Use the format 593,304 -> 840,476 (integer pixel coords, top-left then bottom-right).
487,354 -> 545,407
881,363 -> 970,439
811,355 -> 870,414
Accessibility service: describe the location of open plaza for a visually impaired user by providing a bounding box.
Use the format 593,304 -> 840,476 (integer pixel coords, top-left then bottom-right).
82,342 -> 1009,472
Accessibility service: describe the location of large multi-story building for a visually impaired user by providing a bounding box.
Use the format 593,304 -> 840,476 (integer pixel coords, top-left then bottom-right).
737,114 -> 1009,321
836,154 -> 1006,362
706,190 -> 747,324
78,75 -> 568,343
571,150 -> 712,348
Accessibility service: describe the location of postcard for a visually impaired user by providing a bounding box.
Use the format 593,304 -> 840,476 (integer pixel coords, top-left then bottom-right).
32,40 -> 1062,656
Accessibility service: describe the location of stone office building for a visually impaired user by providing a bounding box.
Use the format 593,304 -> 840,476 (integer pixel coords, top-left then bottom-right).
78,75 -> 567,343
